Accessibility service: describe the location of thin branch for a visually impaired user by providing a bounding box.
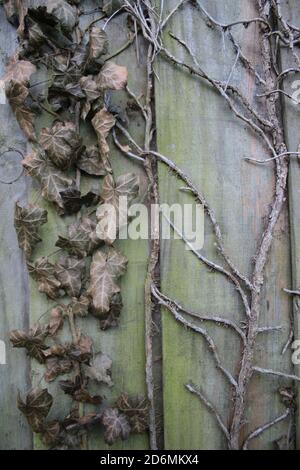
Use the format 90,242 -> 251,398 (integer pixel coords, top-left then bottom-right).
242,408 -> 290,450
162,212 -> 251,318
166,33 -> 277,157
186,383 -> 230,441
160,0 -> 189,30
245,151 -> 300,164
194,0 -> 271,31
282,330 -> 294,356
114,123 -> 254,292
257,326 -> 282,333
284,288 -> 300,296
151,285 -> 247,344
253,366 -> 300,382
151,285 -> 238,390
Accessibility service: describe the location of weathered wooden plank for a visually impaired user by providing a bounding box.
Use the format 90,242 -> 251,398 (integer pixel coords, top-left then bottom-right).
281,0 -> 300,450
156,0 -> 292,449
26,1 -> 149,450
0,8 -> 32,450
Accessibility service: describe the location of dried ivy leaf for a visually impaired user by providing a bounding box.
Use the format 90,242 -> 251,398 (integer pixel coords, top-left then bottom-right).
48,305 -> 65,337
27,257 -> 62,300
56,216 -> 100,258
6,81 -> 36,141
39,121 -> 82,170
14,203 -> 47,259
92,107 -> 116,165
17,388 -> 53,433
27,6 -> 72,49
10,324 -> 48,363
88,27 -> 108,61
99,292 -> 122,330
68,335 -> 93,364
83,352 -> 113,387
40,420 -> 61,447
101,408 -> 131,445
116,394 -> 149,434
3,0 -> 28,33
22,150 -> 75,211
79,76 -> 102,120
44,356 -> 73,382
3,55 -> 36,84
76,145 -> 106,176
59,187 -> 100,215
59,376 -> 102,404
88,247 -> 127,315
55,256 -> 85,298
48,0 -> 78,33
69,295 -> 90,317
97,61 -> 128,91
102,0 -> 122,16
96,173 -> 139,244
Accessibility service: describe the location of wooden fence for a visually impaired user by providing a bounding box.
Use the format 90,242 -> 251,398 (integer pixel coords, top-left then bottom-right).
0,0 -> 299,450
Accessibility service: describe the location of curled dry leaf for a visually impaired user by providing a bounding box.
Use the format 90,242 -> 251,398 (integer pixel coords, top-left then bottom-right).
3,55 -> 36,84
69,295 -> 90,317
44,356 -> 73,382
59,375 -> 102,404
79,76 -> 102,120
59,187 -> 100,215
55,256 -> 85,298
14,203 -> 47,259
68,334 -> 92,364
17,388 -> 53,432
55,215 -> 101,258
88,27 -> 108,61
91,107 -> 116,172
48,305 -> 65,337
83,352 -> 113,387
3,0 -> 28,33
102,0 -> 122,16
39,121 -> 82,170
40,420 -> 61,447
48,0 -> 78,33
76,145 -> 106,176
27,257 -> 62,300
10,324 -> 48,363
88,247 -> 127,315
22,151 -> 75,211
101,408 -> 131,445
97,61 -> 128,90
6,81 -> 36,141
96,172 -> 139,245
99,292 -> 122,330
116,394 -> 149,434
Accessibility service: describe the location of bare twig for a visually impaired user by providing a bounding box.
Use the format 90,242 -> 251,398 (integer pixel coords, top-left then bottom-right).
253,366 -> 300,382
242,408 -> 290,450
186,383 -> 230,442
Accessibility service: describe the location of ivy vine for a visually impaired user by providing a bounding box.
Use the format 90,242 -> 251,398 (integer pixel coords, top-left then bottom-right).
3,0 -> 149,449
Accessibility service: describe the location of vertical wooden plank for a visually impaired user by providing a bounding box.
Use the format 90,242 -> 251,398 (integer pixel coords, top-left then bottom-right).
281,0 -> 300,450
26,1 -> 149,450
156,0 -> 292,449
0,8 -> 32,449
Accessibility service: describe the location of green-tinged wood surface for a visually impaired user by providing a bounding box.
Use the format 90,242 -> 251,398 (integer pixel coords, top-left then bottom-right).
0,8 -> 32,450
282,0 -> 300,450
156,0 -> 293,450
1,0 -> 300,450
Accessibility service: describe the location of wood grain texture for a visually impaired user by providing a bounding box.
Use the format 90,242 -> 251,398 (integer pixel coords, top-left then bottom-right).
281,0 -> 300,450
155,0 -> 293,450
0,7 -> 32,450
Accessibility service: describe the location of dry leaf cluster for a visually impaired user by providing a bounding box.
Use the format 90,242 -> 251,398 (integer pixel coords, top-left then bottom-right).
4,0 -> 148,448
